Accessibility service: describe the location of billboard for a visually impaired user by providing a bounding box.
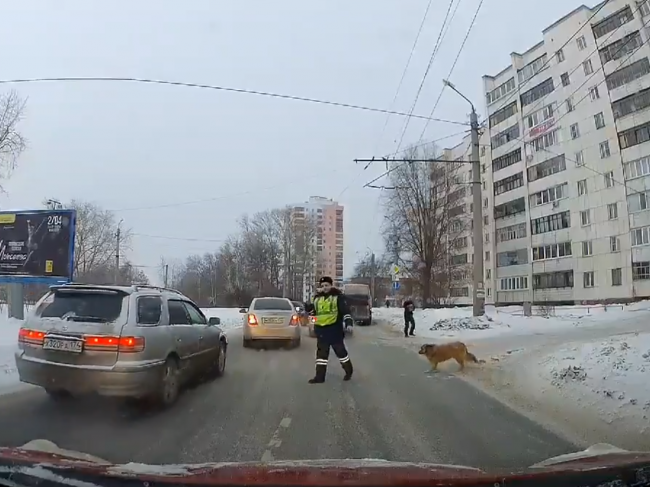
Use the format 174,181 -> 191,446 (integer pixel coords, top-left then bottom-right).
0,209 -> 76,283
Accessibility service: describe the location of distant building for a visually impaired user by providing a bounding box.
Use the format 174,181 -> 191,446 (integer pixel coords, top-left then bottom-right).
290,196 -> 344,299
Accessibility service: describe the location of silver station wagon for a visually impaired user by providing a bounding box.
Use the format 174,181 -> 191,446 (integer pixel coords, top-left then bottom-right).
15,284 -> 228,407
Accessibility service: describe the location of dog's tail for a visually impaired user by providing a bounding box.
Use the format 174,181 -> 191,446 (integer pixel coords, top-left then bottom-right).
466,351 -> 479,363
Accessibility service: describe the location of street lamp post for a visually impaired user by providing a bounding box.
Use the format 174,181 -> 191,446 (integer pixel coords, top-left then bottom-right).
443,79 -> 485,317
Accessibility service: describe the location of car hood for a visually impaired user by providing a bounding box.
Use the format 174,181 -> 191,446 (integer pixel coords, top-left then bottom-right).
0,441 -> 649,486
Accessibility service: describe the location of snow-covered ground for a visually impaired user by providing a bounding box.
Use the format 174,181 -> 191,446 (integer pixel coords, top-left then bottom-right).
0,307 -> 244,397
374,302 -> 650,341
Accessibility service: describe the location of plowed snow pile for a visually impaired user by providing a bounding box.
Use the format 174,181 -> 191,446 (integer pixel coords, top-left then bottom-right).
429,316 -> 498,331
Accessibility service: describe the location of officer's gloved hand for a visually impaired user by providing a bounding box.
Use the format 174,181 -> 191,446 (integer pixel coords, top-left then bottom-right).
343,314 -> 353,328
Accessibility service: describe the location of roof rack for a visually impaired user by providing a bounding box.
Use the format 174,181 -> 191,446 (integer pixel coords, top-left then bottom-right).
134,284 -> 183,295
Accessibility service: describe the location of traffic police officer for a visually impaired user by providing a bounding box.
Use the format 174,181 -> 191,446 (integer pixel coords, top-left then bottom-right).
309,276 -> 354,384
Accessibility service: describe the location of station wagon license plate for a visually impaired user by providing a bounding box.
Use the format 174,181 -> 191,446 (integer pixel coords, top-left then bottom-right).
43,337 -> 83,353
262,317 -> 284,325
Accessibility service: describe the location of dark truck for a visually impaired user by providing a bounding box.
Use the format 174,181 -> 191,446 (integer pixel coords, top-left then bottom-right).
342,283 -> 373,326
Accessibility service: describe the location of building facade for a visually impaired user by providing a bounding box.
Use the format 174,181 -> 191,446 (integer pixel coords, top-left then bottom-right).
482,0 -> 650,304
290,196 -> 344,299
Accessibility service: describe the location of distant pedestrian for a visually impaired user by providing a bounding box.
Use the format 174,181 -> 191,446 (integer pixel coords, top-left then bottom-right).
403,299 -> 415,337
385,299 -> 390,308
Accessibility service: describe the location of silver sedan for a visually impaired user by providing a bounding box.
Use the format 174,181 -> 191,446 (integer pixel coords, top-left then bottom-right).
241,297 -> 302,349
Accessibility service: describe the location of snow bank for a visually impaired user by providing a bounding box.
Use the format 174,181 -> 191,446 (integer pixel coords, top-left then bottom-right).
373,301 -> 650,341
0,309 -> 26,395
538,333 -> 650,431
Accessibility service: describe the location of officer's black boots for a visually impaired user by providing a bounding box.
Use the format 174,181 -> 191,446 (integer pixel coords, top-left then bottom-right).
308,364 -> 327,384
342,361 -> 353,381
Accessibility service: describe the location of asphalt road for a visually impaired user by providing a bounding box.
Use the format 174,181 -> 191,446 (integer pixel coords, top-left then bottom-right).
0,324 -> 577,471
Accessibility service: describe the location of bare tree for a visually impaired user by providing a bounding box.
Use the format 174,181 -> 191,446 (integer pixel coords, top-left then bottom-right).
0,91 -> 27,183
382,143 -> 471,306
68,200 -> 132,282
352,252 -> 391,279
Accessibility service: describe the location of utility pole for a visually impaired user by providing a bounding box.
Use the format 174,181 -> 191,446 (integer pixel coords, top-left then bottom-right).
369,252 -> 376,306
470,108 -> 485,316
115,220 -> 123,285
164,264 -> 169,287
442,79 -> 484,316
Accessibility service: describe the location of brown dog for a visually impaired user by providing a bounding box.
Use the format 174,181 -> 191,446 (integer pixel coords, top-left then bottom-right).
418,342 -> 480,371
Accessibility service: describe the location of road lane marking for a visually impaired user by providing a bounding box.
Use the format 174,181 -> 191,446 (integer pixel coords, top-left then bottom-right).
261,416 -> 292,462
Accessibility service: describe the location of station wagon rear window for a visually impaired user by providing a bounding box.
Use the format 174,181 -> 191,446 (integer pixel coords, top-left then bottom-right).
37,290 -> 124,322
252,298 -> 293,311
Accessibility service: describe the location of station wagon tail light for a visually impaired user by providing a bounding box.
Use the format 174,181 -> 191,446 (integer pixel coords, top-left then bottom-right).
18,328 -> 45,345
84,335 -> 145,353
290,315 -> 299,326
247,314 -> 258,326
310,316 -> 317,324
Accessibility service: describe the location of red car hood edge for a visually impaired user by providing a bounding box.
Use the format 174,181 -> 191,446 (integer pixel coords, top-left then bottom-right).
1,444 -> 650,486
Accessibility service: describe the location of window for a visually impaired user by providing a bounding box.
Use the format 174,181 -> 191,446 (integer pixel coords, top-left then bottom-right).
577,179 -> 588,195
556,49 -> 565,63
570,123 -> 580,139
532,129 -> 559,152
583,271 -> 595,288
252,298 -> 294,310
531,211 -> 571,235
451,254 -> 468,265
606,58 -> 650,91
491,123 -> 520,149
594,112 -> 605,129
608,203 -> 618,219
450,287 -> 469,297
575,150 -> 584,166
592,6 -> 633,39
611,236 -> 621,252
483,215 -> 489,225
561,72 -> 570,86
486,77 -> 516,105
533,270 -> 574,289
582,240 -> 593,256
496,222 -> 527,242
485,233 -> 490,243
589,86 -> 600,100
604,171 -> 615,187
530,183 -> 568,207
452,236 -> 468,249
566,97 -> 575,112
580,210 -> 591,226
494,197 -> 526,219
599,31 -> 643,65
583,59 -> 594,75
489,101 -> 518,128
612,268 -> 622,286
526,104 -> 554,129
38,290 -> 125,322
600,140 -> 611,158
624,155 -> 650,179
486,269 -> 491,279
520,78 -> 554,107
448,204 -> 465,218
532,242 -> 572,260
485,251 -> 491,261
619,119 -> 650,149
633,261 -> 650,280
640,0 -> 650,17
629,191 -> 650,212
496,249 -> 529,267
518,54 -> 548,84
168,300 -> 190,325
183,301 -> 207,325
137,296 -> 162,325
631,226 -> 650,246
527,154 -> 566,181
494,172 -> 524,195
577,36 -> 587,50
500,276 -> 528,290
612,86 -> 650,120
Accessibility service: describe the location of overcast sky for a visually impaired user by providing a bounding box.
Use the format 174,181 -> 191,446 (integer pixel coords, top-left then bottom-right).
0,0 -> 586,283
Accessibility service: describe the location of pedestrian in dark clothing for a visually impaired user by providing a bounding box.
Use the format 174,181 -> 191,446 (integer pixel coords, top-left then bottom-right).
309,276 -> 354,384
403,299 -> 415,337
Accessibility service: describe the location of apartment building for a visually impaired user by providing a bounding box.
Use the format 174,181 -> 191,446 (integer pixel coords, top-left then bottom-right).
290,196 -> 344,299
482,0 -> 650,304
440,134 -> 494,305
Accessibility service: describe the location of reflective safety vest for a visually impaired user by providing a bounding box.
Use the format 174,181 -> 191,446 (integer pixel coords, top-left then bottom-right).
313,295 -> 338,326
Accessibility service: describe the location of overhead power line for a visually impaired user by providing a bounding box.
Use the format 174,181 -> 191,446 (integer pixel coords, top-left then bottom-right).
0,76 -> 469,126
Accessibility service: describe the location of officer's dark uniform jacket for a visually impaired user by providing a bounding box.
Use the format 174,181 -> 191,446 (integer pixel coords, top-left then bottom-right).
309,287 -> 353,383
